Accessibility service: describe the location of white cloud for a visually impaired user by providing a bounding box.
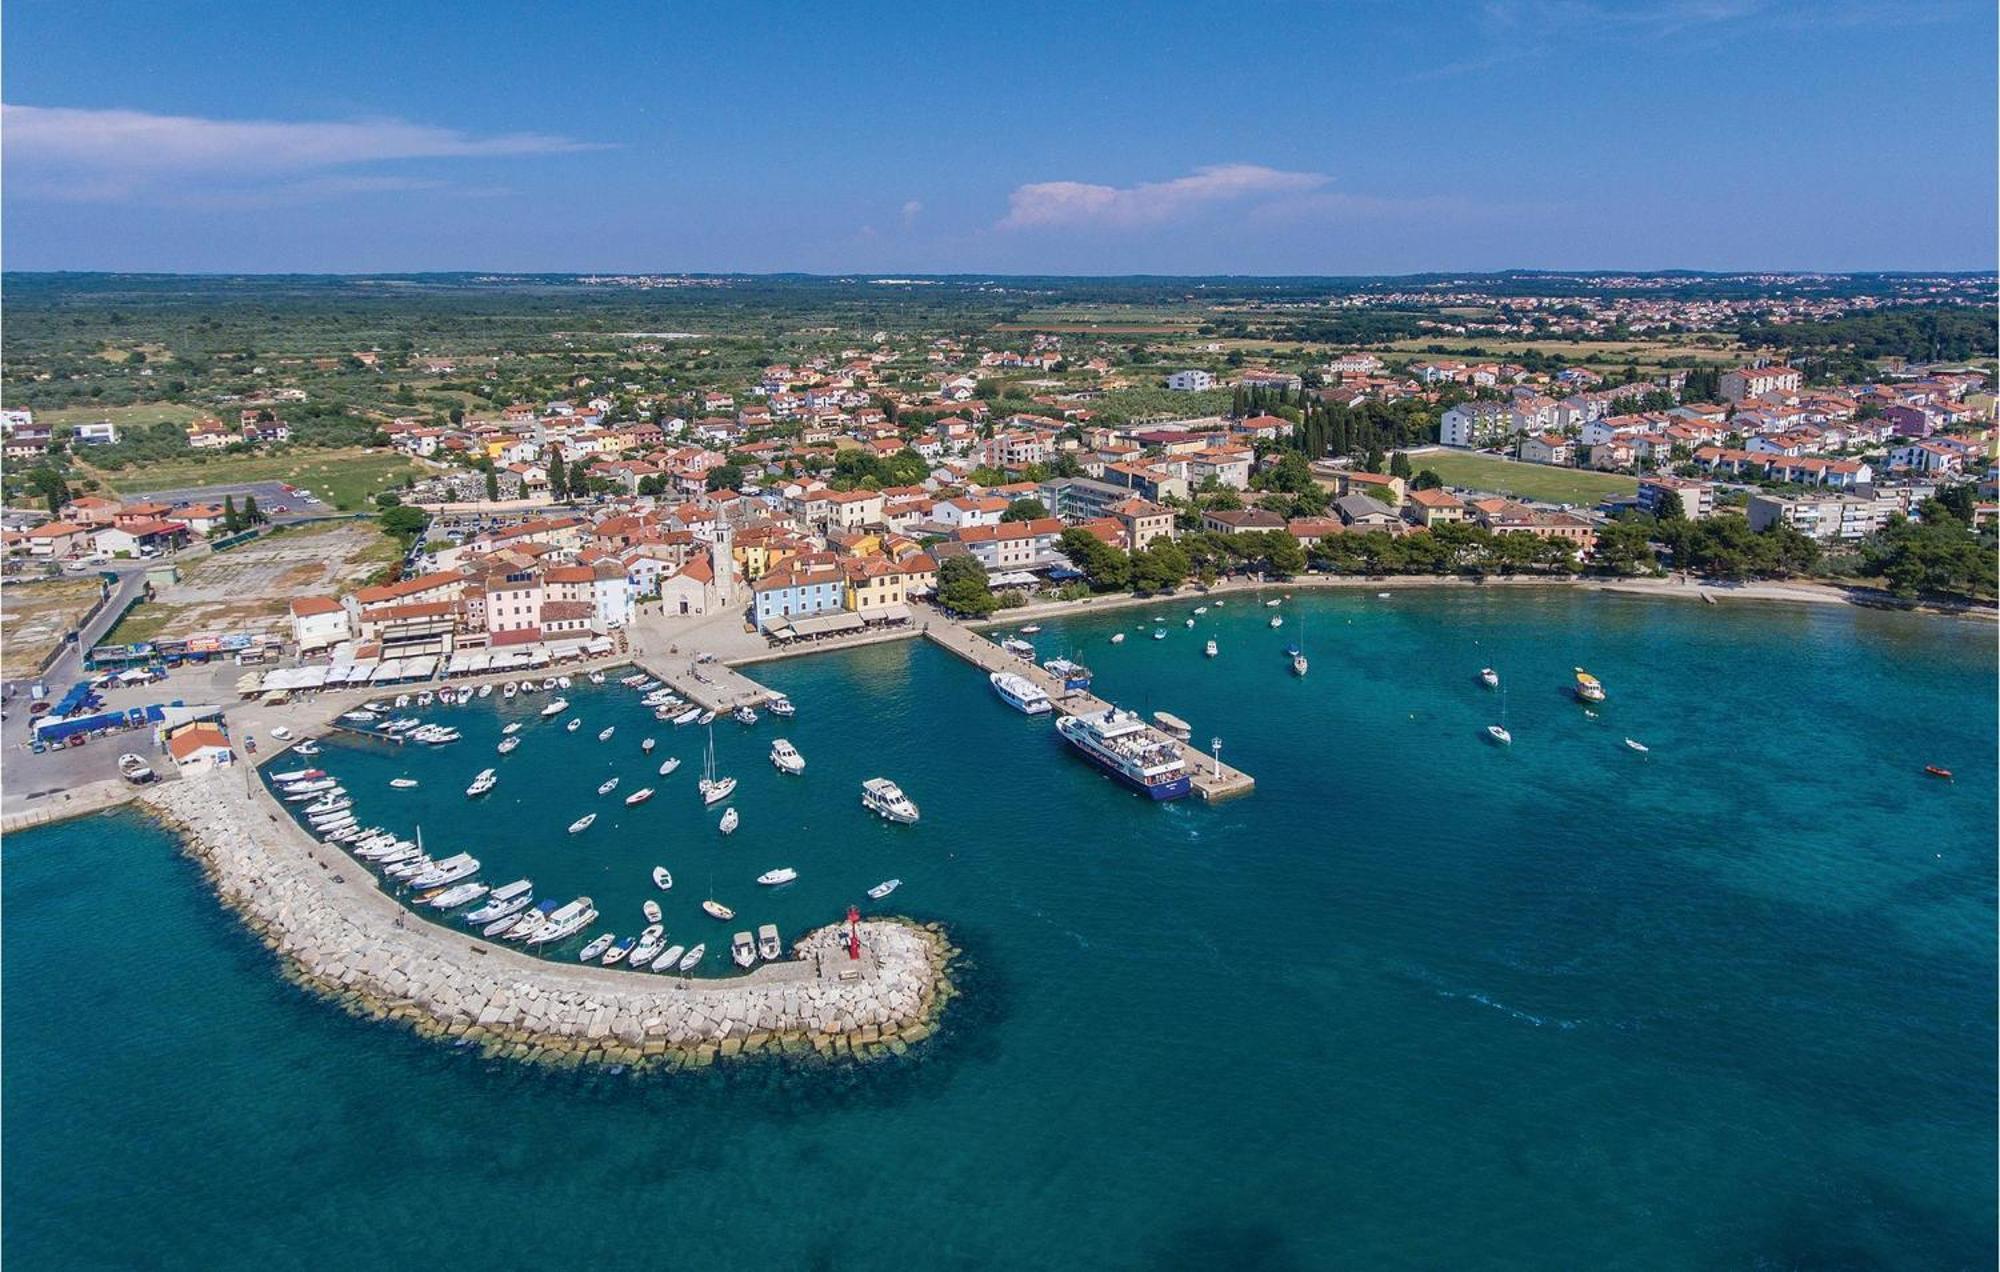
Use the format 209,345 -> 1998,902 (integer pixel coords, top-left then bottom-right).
998,163 -> 1329,230
899,199 -> 924,227
3,103 -> 606,202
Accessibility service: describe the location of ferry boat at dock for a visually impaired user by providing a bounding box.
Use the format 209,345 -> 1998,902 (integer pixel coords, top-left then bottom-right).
999,636 -> 1035,659
1055,708 -> 1193,800
1042,658 -> 1092,692
989,671 -> 1052,715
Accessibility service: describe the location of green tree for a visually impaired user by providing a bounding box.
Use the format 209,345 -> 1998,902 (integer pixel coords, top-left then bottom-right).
484,467 -> 500,501
1130,538 -> 1191,592
1654,489 -> 1686,522
936,554 -> 998,616
547,449 -> 568,500
1389,451 -> 1414,480
1412,468 -> 1444,491
222,494 -> 240,533
1264,530 -> 1307,577
1059,528 -> 1132,592
380,505 -> 428,541
241,494 -> 262,525
1591,519 -> 1658,575
1001,498 -> 1049,523
705,462 -> 744,493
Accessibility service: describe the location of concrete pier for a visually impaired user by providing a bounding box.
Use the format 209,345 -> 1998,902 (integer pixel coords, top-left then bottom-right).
634,654 -> 780,715
922,618 -> 1255,802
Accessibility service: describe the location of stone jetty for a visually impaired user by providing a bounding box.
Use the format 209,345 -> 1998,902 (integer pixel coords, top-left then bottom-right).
142,775 -> 954,1069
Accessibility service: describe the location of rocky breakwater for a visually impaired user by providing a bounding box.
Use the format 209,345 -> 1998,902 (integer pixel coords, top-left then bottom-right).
142,775 -> 956,1069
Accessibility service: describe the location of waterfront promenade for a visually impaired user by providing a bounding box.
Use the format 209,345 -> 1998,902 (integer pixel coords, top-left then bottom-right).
922,617 -> 1255,801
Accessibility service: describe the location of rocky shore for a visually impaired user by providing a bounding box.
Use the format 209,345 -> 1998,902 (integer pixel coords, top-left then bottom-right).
142,775 -> 955,1069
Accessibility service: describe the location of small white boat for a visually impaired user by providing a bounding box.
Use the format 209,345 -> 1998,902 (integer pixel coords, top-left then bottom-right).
395,695 -> 410,709
466,772 -> 497,798
719,807 -> 739,835
1018,624 -> 1042,635
527,897 -> 597,947
408,852 -> 480,890
465,880 -> 533,925
1486,725 -> 1513,746
566,719 -> 581,732
624,786 -> 654,806
1152,628 -> 1166,640
1624,738 -> 1650,753
867,879 -> 902,900
678,944 -> 705,972
652,944 -> 685,972
643,900 -> 662,924
652,866 -> 673,890
502,683 -> 517,699
769,739 -> 806,774
1110,632 -> 1126,644
578,934 -> 616,962
477,683 -> 493,699
630,925 -> 666,966
269,726 -> 294,741
702,899 -> 734,921
497,736 -> 521,755
657,757 -> 681,777
502,722 -> 523,736
672,707 -> 701,726
1204,639 -> 1218,658
731,931 -> 757,969
602,936 -> 637,966
696,711 -> 716,726
768,697 -> 795,718
861,777 -> 920,824
597,776 -> 620,796
1269,615 -> 1283,628
568,813 -> 596,834
757,867 -> 798,886
758,924 -> 782,961
1265,599 -> 1281,608
733,705 -> 758,725
641,737 -> 656,753
589,671 -> 606,684
989,671 -> 1052,716
292,740 -> 321,756
389,777 -> 419,789
540,698 -> 569,718
1377,591 -> 1391,599
1184,617 -> 1194,629
427,881 -> 489,910
598,726 -> 615,742
1480,668 -> 1500,689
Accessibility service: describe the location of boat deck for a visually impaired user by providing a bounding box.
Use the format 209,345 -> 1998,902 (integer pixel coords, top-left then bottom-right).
923,619 -> 1254,802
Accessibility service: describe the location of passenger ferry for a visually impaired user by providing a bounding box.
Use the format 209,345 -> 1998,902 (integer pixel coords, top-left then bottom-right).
989,671 -> 1052,715
1041,657 -> 1093,693
1054,707 -> 1193,801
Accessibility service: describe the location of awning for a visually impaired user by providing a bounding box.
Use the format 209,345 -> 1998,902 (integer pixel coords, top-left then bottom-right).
585,637 -> 614,655
791,611 -> 864,638
861,604 -> 912,625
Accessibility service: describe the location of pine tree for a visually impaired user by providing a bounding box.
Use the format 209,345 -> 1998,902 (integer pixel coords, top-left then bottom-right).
222,494 -> 239,533
242,494 -> 261,525
484,467 -> 500,501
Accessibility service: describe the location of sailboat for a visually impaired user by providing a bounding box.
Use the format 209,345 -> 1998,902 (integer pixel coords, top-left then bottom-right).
698,726 -> 736,805
1291,614 -> 1308,677
1486,687 -> 1512,746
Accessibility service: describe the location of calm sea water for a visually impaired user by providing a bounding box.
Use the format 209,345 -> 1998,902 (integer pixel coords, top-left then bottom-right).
6,591 -> 1994,1269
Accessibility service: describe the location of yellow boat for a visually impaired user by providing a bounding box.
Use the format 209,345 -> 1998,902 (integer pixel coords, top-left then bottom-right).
1573,668 -> 1606,703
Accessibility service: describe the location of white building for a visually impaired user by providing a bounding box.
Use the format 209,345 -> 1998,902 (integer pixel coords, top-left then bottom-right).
1439,401 -> 1515,448
288,596 -> 353,653
1166,369 -> 1215,392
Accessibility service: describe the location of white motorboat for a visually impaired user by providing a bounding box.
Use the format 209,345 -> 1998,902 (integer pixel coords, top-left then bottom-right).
733,705 -> 758,726
1110,632 -> 1126,644
678,943 -> 705,972
1194,606 -> 1208,615
630,925 -> 666,967
601,936 -> 637,966
768,697 -> 795,718
861,777 -> 919,824
1624,738 -> 1650,753
271,767 -> 321,783
292,739 -> 321,755
652,944 -> 685,972
757,924 -> 782,961
643,900 -> 662,924
757,867 -> 798,886
395,694 -> 410,709
540,697 -> 569,718
588,671 -> 605,684
466,768 -> 497,797
867,879 -> 902,900
672,707 -> 701,726
1269,615 -> 1283,628
1152,628 -> 1166,640
658,756 -> 682,776
390,778 -> 419,789
1018,624 -> 1042,635
342,710 -> 379,724
597,776 -> 620,796
502,722 -> 523,736
409,852 -> 480,890
731,931 -> 757,969
652,866 -> 673,890
528,897 -> 597,946
494,899 -> 558,938
1486,725 -> 1513,746
427,881 -> 489,910
385,855 -> 432,881
598,726 -> 615,742
989,671 -> 1052,715
566,718 -> 581,732
718,807 -> 739,835
477,684 -> 494,699
1266,599 -> 1281,607
281,776 -> 337,795
1000,636 -> 1035,658
1480,667 -> 1500,689
642,737 -> 656,753
1184,617 -> 1194,629
696,711 -> 716,726
1204,639 -> 1218,658
568,813 -> 596,834
269,726 -> 294,741
624,786 -> 655,805
464,880 -> 533,925
497,736 -> 521,754
578,934 -> 616,962
769,739 -> 806,774
702,899 -> 734,921
502,683 -> 518,699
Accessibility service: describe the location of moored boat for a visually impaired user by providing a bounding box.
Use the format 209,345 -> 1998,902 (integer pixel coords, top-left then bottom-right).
718,807 -> 739,834
702,899 -> 734,921
652,944 -> 686,972
1624,738 -> 1650,753
578,934 -> 616,962
989,671 -> 1052,715
597,776 -> 620,796
1204,639 -> 1218,658
1573,668 -> 1606,703
652,866 -> 673,890
408,852 -> 480,890
629,925 -> 666,966
427,881 -> 489,910
867,879 -> 902,900
390,777 -> 419,789
1055,707 -> 1192,800
1153,710 -> 1192,740
1042,657 -> 1092,692
733,705 -> 758,725
731,931 -> 757,968
1480,667 -> 1500,689
678,943 -> 705,972
768,696 -> 795,717
598,726 -> 615,742
624,786 -> 655,805
757,924 -> 782,961
757,867 -> 798,886
465,880 -> 533,925
601,936 -> 637,966
527,897 -> 597,946
769,739 -> 806,773
568,813 -> 596,834
861,777 -> 920,823
643,899 -> 662,924
1486,724 -> 1513,746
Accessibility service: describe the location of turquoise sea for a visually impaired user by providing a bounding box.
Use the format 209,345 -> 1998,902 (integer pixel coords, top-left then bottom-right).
6,590 -> 1994,1269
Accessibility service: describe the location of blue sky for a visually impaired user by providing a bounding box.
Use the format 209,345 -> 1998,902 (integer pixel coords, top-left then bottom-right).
4,0 -> 1994,274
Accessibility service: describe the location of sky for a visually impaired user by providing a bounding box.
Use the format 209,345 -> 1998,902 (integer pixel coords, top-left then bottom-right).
4,0 -> 1995,275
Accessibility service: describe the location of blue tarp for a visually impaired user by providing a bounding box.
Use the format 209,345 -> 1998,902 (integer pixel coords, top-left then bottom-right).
33,703 -> 165,742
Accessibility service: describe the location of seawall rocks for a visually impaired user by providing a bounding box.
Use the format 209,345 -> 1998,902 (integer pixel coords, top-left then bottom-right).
141,775 -> 953,1069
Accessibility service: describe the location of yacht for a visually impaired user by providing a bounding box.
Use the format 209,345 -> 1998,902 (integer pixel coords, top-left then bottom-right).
466,768 -> 497,797
733,705 -> 759,725
427,881 -> 489,910
579,934 -> 616,963
768,697 -> 796,718
630,925 -> 666,967
989,671 -> 1052,715
589,671 -> 606,685
540,697 -> 569,718
1480,667 -> 1500,689
292,740 -> 321,756
757,867 -> 798,886
1204,639 -> 1218,658
1573,669 -> 1606,703
658,756 -> 681,777
597,726 -> 615,742
757,924 -> 782,961
597,776 -> 620,796
408,853 -> 480,890
702,899 -> 735,921
1266,599 -> 1282,607
497,736 -> 521,755
652,866 -> 674,890
1486,724 -> 1513,746
1054,708 -> 1193,801
624,786 -> 655,806
677,944 -> 705,972
731,931 -> 757,969
464,880 -> 533,925
719,807 -> 739,834
1043,658 -> 1092,692
867,879 -> 902,900
568,813 -> 596,834
861,777 -> 920,824
601,936 -> 637,966
769,739 -> 806,774
528,898 -> 597,946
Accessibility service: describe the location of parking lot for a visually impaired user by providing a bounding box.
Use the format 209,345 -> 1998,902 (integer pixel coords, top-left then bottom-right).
120,479 -> 323,521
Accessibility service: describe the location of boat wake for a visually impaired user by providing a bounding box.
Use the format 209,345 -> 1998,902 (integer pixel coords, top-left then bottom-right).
1435,987 -> 1581,1031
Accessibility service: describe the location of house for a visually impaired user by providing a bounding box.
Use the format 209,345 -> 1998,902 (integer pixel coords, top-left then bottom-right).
1286,517 -> 1345,543
185,417 -> 233,449
952,517 -> 1067,571
1403,487 -> 1466,528
1516,433 -> 1573,467
1166,370 -> 1215,392
1332,495 -> 1401,529
289,596 -> 352,653
1199,508 -> 1288,535
657,554 -> 717,617
1747,492 -> 1899,542
1332,470 -> 1406,504
70,420 -> 120,446
22,521 -> 90,558
1188,447 -> 1253,490
1720,365 -> 1802,403
1113,498 -> 1176,550
165,722 -> 234,772
823,489 -> 886,532
751,567 -> 848,632
92,519 -> 189,558
1889,441 -> 1964,476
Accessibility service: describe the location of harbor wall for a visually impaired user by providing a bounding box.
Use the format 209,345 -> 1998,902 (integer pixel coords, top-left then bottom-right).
140,775 -> 955,1069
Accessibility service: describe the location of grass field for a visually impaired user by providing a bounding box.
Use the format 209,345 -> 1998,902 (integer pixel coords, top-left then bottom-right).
82,448 -> 422,511
36,402 -> 202,429
1375,336 -> 1742,369
1410,450 -> 1639,505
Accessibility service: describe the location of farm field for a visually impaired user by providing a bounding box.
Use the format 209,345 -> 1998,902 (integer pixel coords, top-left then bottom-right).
36,402 -> 202,429
80,448 -> 422,511
1407,448 -> 1640,505
1372,335 -> 1743,368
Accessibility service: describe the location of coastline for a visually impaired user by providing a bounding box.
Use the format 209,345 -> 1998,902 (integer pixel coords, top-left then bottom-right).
140,774 -> 955,1069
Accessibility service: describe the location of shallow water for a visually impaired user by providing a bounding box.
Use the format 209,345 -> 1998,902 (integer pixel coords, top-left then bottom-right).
6,591 -> 1994,1269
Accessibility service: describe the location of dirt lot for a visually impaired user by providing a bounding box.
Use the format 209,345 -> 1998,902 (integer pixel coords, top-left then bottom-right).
0,578 -> 106,679
102,522 -> 393,644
